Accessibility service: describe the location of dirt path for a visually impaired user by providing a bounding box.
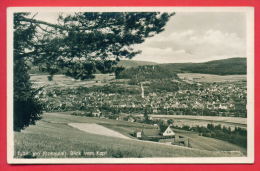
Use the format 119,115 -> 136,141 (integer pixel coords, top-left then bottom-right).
68,123 -> 130,139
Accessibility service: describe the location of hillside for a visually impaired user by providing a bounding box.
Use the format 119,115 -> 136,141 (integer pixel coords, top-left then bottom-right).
29,57 -> 246,77
28,60 -> 157,75
160,57 -> 247,75
117,65 -> 178,80
117,60 -> 157,68
117,57 -> 246,80
14,112 -> 244,158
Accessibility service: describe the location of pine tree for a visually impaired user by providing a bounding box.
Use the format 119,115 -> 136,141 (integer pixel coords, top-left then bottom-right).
25,12 -> 174,79
13,12 -> 174,130
13,13 -> 43,131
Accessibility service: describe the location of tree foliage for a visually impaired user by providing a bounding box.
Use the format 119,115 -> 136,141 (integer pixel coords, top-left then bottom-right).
21,12 -> 174,79
14,13 -> 43,131
13,12 -> 174,130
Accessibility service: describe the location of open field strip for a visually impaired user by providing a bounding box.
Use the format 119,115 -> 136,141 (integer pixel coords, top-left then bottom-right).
61,111 -> 246,125
30,74 -> 114,88
147,115 -> 246,125
14,112 -> 244,158
177,73 -> 246,83
68,123 -> 130,139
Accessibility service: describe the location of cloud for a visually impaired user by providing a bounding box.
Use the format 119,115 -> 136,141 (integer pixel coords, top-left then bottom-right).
133,29 -> 246,63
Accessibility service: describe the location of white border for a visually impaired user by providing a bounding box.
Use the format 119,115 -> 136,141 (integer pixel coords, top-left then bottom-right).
7,7 -> 255,164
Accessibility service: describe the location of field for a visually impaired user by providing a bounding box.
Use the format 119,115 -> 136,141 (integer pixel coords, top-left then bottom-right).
68,123 -> 130,139
149,115 -> 246,124
96,117 -> 247,155
14,112 -> 245,158
30,74 -> 115,88
146,115 -> 247,130
177,73 -> 246,83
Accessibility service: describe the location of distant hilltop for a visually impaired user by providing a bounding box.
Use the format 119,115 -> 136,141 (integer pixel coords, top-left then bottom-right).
117,60 -> 157,68
117,57 -> 246,76
29,57 -> 246,76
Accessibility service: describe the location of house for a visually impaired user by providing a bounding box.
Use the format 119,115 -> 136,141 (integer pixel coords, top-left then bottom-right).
162,126 -> 175,137
219,104 -> 228,110
152,108 -> 158,113
135,129 -> 160,140
136,130 -> 143,139
92,109 -> 101,117
127,116 -> 135,122
153,124 -> 159,128
134,127 -> 190,147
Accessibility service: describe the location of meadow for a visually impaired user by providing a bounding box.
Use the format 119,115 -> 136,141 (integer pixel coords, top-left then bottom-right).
30,74 -> 115,88
14,112 -> 245,158
177,73 -> 246,83
148,114 -> 246,124
145,114 -> 247,130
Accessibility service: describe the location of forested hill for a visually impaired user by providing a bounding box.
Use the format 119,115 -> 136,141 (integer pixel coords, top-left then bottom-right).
160,57 -> 247,75
29,57 -> 246,76
117,65 -> 178,80
117,58 -> 246,79
117,60 -> 157,68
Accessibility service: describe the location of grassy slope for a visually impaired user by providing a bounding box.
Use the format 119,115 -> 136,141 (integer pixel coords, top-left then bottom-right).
99,122 -> 247,155
171,129 -> 246,154
177,73 -> 246,83
15,112 -> 244,158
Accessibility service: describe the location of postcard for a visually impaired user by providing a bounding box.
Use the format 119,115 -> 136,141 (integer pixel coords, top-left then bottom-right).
7,7 -> 254,164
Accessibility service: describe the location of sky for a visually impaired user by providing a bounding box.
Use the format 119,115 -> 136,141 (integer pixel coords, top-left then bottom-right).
34,11 -> 247,63
133,12 -> 247,63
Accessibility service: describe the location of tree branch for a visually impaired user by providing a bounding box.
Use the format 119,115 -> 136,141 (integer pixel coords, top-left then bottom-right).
21,17 -> 68,30
36,24 -> 56,34
15,50 -> 39,58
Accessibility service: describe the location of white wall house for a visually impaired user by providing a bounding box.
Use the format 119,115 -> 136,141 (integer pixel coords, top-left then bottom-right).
136,131 -> 142,138
162,126 -> 175,137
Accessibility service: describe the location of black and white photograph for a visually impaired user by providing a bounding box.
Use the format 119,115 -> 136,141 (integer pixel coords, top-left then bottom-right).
7,7 -> 254,164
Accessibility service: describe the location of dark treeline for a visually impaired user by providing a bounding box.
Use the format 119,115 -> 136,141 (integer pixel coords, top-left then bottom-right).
116,65 -> 178,81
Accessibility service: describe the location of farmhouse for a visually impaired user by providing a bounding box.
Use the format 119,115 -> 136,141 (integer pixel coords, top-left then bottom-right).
153,123 -> 159,128
127,116 -> 136,122
135,126 -> 175,140
134,127 -> 191,147
92,109 -> 101,117
135,129 -> 161,140
162,126 -> 175,137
